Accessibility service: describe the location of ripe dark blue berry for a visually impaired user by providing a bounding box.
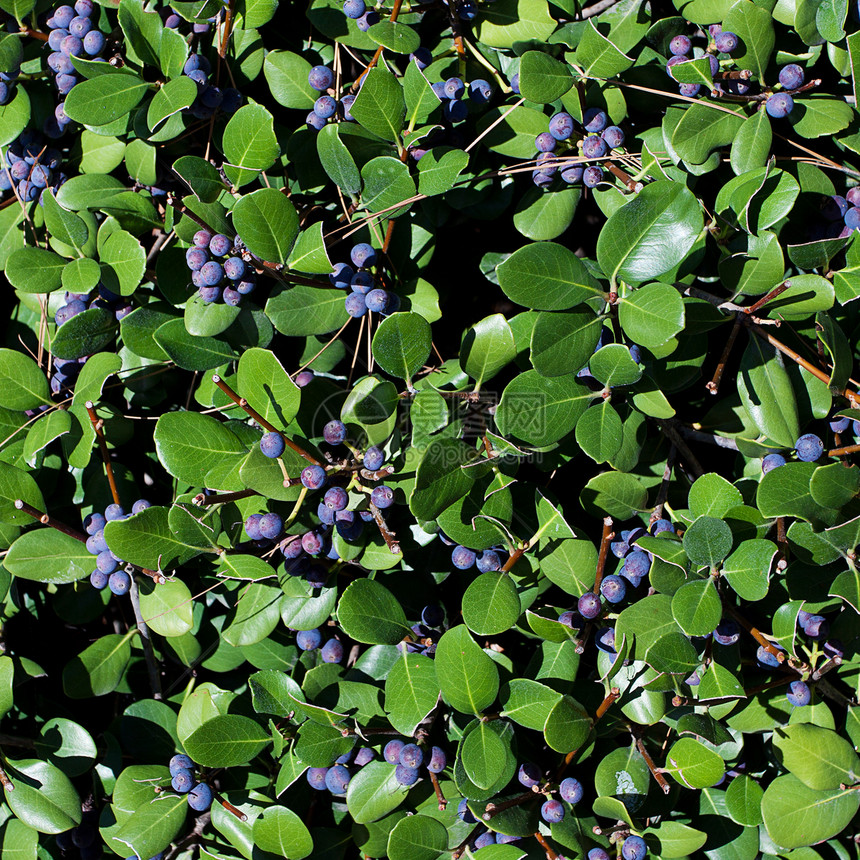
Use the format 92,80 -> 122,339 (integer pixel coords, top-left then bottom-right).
452,545 -> 476,569
583,108 -> 608,132
713,619 -> 740,645
669,34 -> 691,55
518,762 -> 541,787
621,835 -> 647,860
108,571 -> 131,595
395,764 -> 419,785
476,550 -> 501,572
171,770 -> 194,792
364,446 -> 384,471
714,31 -> 738,52
187,783 -> 213,811
795,433 -> 824,462
345,292 -> 367,317
427,746 -> 446,773
535,132 -> 556,153
786,680 -> 811,706
307,767 -> 328,789
321,638 -> 344,663
325,764 -> 351,794
578,591 -> 601,619
541,799 -> 564,824
384,739 -> 405,763
548,112 -> 574,141
343,0 -> 365,17
170,754 -> 194,775
583,166 -> 604,187
560,777 -> 583,803
371,485 -> 394,508
762,453 -> 786,472
309,65 -> 334,91
90,570 -> 108,589
324,419 -> 347,445
766,92 -> 794,118
260,432 -> 285,459
458,797 -> 477,823
297,629 -> 322,650
301,464 -> 326,490
350,243 -> 377,268
600,574 -> 626,603
259,512 -> 283,540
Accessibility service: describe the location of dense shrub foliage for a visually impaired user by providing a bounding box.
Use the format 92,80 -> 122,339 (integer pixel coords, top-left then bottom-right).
6,0 -> 860,857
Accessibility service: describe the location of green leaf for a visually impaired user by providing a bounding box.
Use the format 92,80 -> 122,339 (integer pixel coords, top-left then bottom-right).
346,760 -> 410,824
287,222 -> 333,275
52,308 -> 117,361
183,714 -> 270,767
0,461 -> 44,525
581,471 -> 647,520
410,438 -> 476,521
264,50 -> 316,109
723,0 -> 774,79
737,336 -> 800,448
789,96 -> 854,139
721,539 -> 776,600
172,155 -> 225,203
351,67 -> 406,143
518,50 -> 573,102
576,18 -> 634,77
62,633 -> 132,698
372,312 -> 432,382
664,737 -> 724,788
63,73 -> 148,126
108,793 -> 187,860
138,578 -> 194,638
671,579 -> 722,636
361,155 -> 416,217
366,19 -> 421,53
544,695 -> 591,753
387,814 -> 449,860
231,188 -> 299,264
725,775 -> 764,827
731,110 -> 773,175
589,345 -> 642,387
222,104 -> 280,186
337,579 -> 412,645
435,625 -> 499,715
773,724 -> 860,790
761,774 -> 860,849
496,370 -> 591,447
618,283 -> 685,350
462,721 -> 507,789
597,181 -> 703,285
682,516 -> 733,567
100,229 -> 145,296
4,759 -> 81,834
147,76 -> 197,130
497,242 -> 604,310
417,147 -> 469,197
317,124 -> 361,194
237,348 -> 301,431
474,0 -> 555,48
575,401 -> 623,464
253,807 -> 313,860
462,572 -> 520,635
5,529 -> 92,584
384,653 -> 440,736
154,319 -> 238,372
0,348 -> 50,409
460,313 -> 516,386
530,308 -> 601,378
266,284 -> 349,336
42,190 -> 88,251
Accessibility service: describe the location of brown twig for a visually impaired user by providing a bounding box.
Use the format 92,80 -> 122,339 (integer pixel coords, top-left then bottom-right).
128,576 -> 163,700
193,488 -> 260,507
502,546 -> 526,573
593,517 -> 614,594
368,501 -> 401,554
218,0 -> 234,57
722,602 -> 784,662
655,419 -> 705,479
85,401 -> 121,507
828,442 -> 860,457
14,500 -> 87,542
534,831 -> 559,860
212,376 -> 320,465
595,687 -> 621,721
428,771 -> 447,811
707,316 -> 741,395
483,791 -> 535,820
744,283 -> 790,316
635,736 -> 671,795
216,795 -> 248,821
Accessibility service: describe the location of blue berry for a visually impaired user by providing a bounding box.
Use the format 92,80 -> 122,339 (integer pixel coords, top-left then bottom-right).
187,783 -> 212,811
60,33 -> 82,55
356,9 -> 379,29
318,501 -> 336,525
602,125 -> 624,148
846,207 -> 860,231
321,639 -> 344,663
365,288 -> 389,313
713,619 -> 740,645
583,108 -> 608,133
309,65 -> 334,91
171,769 -> 194,793
351,243 -> 377,268
622,835 -> 647,860
105,504 -> 125,521
559,777 -> 583,803
323,419 -> 347,445
583,134 -> 608,158
86,530 -> 108,555
90,570 -> 108,589
314,95 -> 337,119
199,261 -> 223,286
325,764 -> 351,794
578,591 -> 601,619
244,514 -> 263,540
795,433 -> 824,462
518,762 -> 541,787
623,550 -> 651,581
596,626 -> 616,653
426,746 -> 446,772
209,234 -> 231,257
84,512 -> 106,535
600,574 -> 626,604
364,446 -> 384,471
260,432 -> 285,459
476,550 -> 501,572
766,93 -> 794,118
297,628 -> 322,650
458,797 -> 477,823
670,34 -> 691,55
330,262 -> 354,289
371,485 -> 394,509
395,764 -> 419,786
679,83 -> 701,97
53,5 -> 75,27
108,571 -> 131,596
193,229 -> 212,248
756,645 -> 782,668
714,30 -> 738,53
583,166 -> 604,187
589,850 -> 611,860
474,831 -> 495,850
345,292 -> 367,317
96,550 -> 118,574
302,530 -> 324,555
68,15 -> 91,36
186,248 -> 207,271
786,680 -> 811,706
762,453 -> 786,472
324,486 -> 348,511
548,112 -> 574,141
301,464 -> 326,490
224,257 -> 245,280
169,754 -> 195,775
469,79 -> 493,103
830,416 -> 851,433
399,743 -> 424,769
355,747 -> 375,766
561,165 -> 583,184
259,512 -> 283,540
351,271 -> 374,293
535,132 -> 556,153
541,799 -> 564,824
452,545 -> 476,569
343,0 -> 365,16
307,767 -> 328,790
384,739 -> 405,763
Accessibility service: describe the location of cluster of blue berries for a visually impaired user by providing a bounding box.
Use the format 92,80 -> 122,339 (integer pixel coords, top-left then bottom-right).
186,229 -> 255,305
169,754 -> 213,811
666,25 -> 739,99
252,419 -> 392,570
330,243 -> 400,318
383,738 -> 446,786
55,808 -> 102,860
45,0 -> 107,104
426,73 -> 493,124
405,604 -> 445,657
450,543 -> 504,572
765,64 -> 805,119
531,108 -> 625,191
0,130 -> 67,203
181,54 -> 242,120
0,62 -> 19,106
761,430 -> 830,474
813,188 -> 860,240
306,745 -> 377,796
305,65 -> 356,131
515,763 -> 585,825
85,501 -> 149,595
341,0 -> 380,32
295,626 -> 344,663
